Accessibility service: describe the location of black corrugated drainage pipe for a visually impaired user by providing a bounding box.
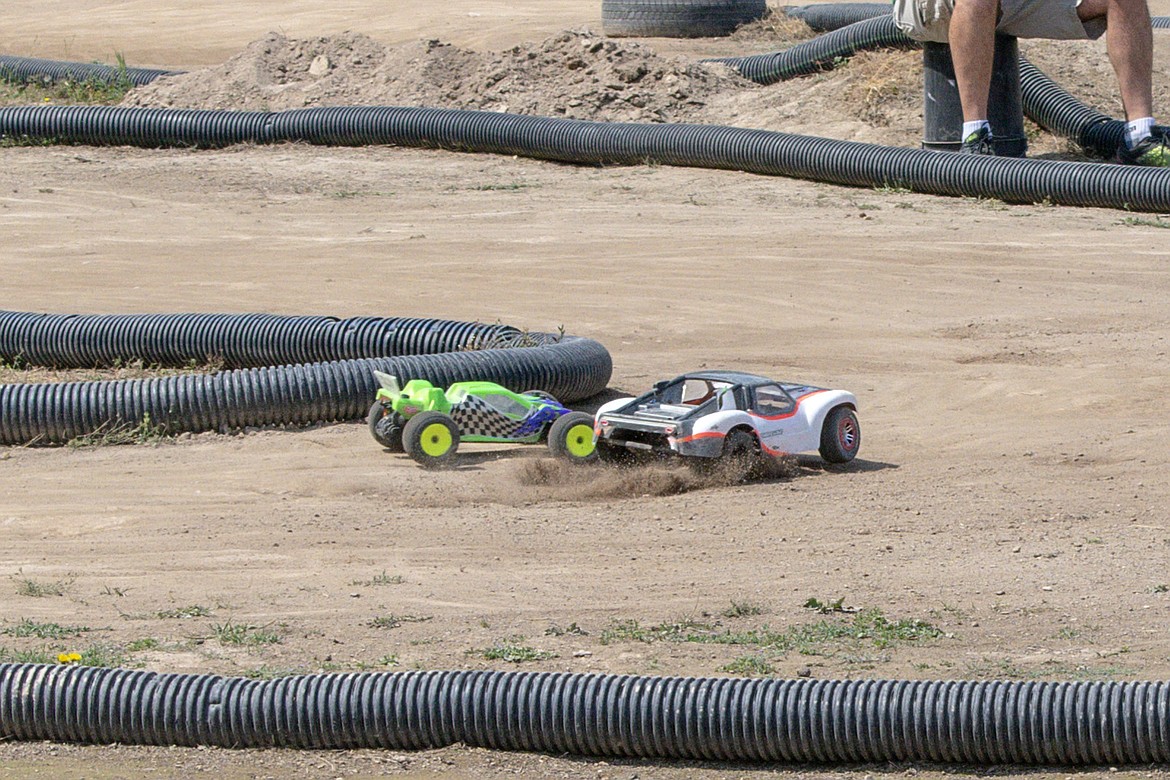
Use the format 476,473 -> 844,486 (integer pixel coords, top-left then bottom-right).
0,312 -> 612,445
0,55 -> 180,87
782,2 -> 896,31
3,665 -> 1170,764
706,15 -> 919,84
2,103 -> 1168,211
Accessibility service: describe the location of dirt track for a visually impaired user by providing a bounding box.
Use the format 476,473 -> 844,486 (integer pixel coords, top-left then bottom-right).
2,1 -> 1170,778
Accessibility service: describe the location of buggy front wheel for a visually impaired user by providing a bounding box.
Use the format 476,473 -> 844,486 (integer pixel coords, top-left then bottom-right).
403,411 -> 460,469
547,412 -> 598,463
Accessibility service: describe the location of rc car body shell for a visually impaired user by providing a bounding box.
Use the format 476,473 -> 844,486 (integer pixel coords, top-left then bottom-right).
372,372 -> 566,444
593,370 -> 858,462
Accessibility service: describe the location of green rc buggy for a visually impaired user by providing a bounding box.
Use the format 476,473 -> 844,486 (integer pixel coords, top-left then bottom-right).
367,371 -> 597,468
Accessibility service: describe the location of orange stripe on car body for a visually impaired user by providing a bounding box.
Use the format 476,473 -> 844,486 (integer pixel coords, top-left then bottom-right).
677,431 -> 725,443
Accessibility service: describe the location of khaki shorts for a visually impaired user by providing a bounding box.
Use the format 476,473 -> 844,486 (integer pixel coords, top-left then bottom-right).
893,0 -> 1107,42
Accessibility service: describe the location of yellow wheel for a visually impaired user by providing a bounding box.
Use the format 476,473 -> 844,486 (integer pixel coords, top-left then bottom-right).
403,411 -> 460,469
548,411 -> 598,463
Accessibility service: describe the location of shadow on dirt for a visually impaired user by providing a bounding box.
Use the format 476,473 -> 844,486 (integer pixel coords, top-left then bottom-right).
794,454 -> 898,474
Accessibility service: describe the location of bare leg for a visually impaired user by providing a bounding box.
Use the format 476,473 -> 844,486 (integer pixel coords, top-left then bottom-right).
1079,0 -> 1154,120
950,0 -> 1001,121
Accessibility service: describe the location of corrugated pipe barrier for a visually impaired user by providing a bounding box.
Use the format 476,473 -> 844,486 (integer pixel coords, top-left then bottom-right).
2,17 -> 1169,210
3,665 -> 1170,765
707,14 -> 920,84
3,102 -> 1169,210
0,311 -> 612,445
0,54 -> 179,87
781,2 -> 898,31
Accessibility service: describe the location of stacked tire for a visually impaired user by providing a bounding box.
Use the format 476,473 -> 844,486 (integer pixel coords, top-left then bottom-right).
602,0 -> 767,37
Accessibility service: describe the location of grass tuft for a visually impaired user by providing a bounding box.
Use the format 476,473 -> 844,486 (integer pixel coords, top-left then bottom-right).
67,412 -> 171,448
368,614 -> 432,630
14,575 -> 74,598
720,655 -> 775,677
3,619 -> 91,639
156,604 -> 212,619
473,636 -> 557,663
211,620 -> 282,647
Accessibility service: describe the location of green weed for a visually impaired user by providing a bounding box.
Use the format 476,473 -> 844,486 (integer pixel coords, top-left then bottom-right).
349,571 -> 404,587
14,576 -> 73,598
368,614 -> 432,630
211,620 -> 282,647
599,618 -> 714,645
601,609 -> 941,656
126,637 -> 160,652
722,600 -> 765,618
803,596 -> 854,614
156,605 -> 212,619
0,646 -> 56,664
1121,216 -> 1170,228
474,636 -> 557,663
2,619 -> 91,639
720,655 -> 775,677
67,413 -> 171,447
78,644 -> 128,667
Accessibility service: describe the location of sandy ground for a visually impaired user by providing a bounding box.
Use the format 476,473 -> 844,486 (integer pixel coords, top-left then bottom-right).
2,1 -> 1170,778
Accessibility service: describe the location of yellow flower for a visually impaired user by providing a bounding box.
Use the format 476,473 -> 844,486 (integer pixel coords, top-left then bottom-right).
57,652 -> 82,664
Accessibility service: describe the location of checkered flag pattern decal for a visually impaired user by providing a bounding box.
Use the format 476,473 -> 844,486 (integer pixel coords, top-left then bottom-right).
451,394 -> 530,438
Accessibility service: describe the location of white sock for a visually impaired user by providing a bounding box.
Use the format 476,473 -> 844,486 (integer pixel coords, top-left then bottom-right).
962,120 -> 992,140
1125,117 -> 1155,149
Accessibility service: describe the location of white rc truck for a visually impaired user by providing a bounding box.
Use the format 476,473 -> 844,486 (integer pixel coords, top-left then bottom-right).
593,370 -> 859,476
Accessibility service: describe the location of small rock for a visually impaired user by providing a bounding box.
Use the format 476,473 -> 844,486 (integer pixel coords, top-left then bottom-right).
796,667 -> 812,677
573,650 -> 593,658
308,54 -> 332,77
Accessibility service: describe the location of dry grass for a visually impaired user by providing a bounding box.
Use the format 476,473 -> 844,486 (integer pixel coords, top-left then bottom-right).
841,49 -> 923,127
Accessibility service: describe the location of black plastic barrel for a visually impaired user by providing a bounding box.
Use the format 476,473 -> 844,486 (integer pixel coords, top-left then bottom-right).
923,35 -> 1027,157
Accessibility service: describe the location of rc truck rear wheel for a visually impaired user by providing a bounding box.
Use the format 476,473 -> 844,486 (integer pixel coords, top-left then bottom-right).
547,411 -> 598,463
819,407 -> 860,463
403,411 -> 460,469
368,401 -> 404,452
721,429 -> 761,482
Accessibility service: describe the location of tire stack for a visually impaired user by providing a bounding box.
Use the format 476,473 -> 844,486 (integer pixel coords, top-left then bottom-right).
602,0 -> 767,37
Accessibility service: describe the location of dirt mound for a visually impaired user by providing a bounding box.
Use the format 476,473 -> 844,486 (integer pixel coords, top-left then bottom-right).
124,29 -> 754,123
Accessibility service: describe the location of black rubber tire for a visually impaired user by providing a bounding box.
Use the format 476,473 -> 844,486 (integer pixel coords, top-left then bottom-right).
402,411 -> 461,469
819,406 -> 861,464
720,428 -> 761,482
547,411 -> 598,463
602,0 -> 767,37
367,401 -> 404,452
